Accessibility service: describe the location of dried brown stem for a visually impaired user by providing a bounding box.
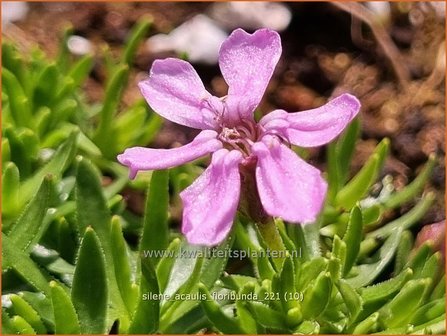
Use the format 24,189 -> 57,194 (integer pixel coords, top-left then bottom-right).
332,1 -> 411,88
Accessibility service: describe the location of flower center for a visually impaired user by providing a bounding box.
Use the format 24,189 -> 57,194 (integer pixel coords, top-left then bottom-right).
218,119 -> 260,157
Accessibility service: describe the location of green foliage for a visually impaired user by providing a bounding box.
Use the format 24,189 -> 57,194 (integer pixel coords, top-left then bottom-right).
1,20 -> 444,335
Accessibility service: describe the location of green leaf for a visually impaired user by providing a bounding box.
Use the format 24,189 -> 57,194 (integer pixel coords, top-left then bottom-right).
7,176 -> 53,252
384,154 -> 436,208
11,315 -> 36,335
111,217 -> 136,313
280,256 -> 298,311
71,227 -> 108,334
140,170 -> 169,266
352,312 -> 379,334
294,320 -> 320,334
367,193 -> 435,240
302,272 -> 332,319
156,238 -> 181,293
407,241 -> 432,271
2,68 -> 32,128
33,63 -> 59,107
200,233 -> 234,289
19,291 -> 54,329
2,309 -> 16,334
296,257 -> 328,291
342,206 -> 363,275
50,281 -> 81,334
75,157 -> 130,330
10,294 -> 46,334
1,161 -> 20,218
430,274 -> 445,301
198,284 -> 246,334
20,132 -> 77,208
94,64 -> 129,156
335,138 -> 389,209
67,54 -> 94,88
123,18 -> 151,65
332,235 -> 347,275
361,268 -> 413,304
411,298 -> 445,326
246,301 -> 286,330
234,220 -> 276,280
337,117 -> 360,183
380,278 -> 430,328
336,279 -> 363,324
394,230 -> 414,273
347,227 -> 402,287
128,257 -> 160,334
2,233 -> 50,296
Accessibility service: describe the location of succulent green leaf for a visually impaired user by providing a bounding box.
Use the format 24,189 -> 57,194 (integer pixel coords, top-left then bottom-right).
20,132 -> 77,208
302,272 -> 332,319
367,193 -> 435,240
123,18 -> 151,65
1,161 -> 20,218
411,298 -> 445,326
128,257 -> 160,334
384,154 -> 436,209
297,257 -> 328,291
9,294 -> 46,334
2,68 -> 32,128
342,206 -> 363,275
111,216 -> 136,313
50,281 -> 81,334
75,157 -> 130,329
246,301 -> 286,330
347,227 -> 402,287
94,64 -> 129,156
380,278 -> 430,328
336,138 -> 389,209
361,268 -> 413,304
140,169 -> 169,266
198,283 -> 246,334
280,256 -> 298,311
294,320 -> 320,334
336,279 -> 363,324
394,230 -> 414,274
2,233 -> 50,295
156,238 -> 181,293
71,227 -> 108,334
352,312 -> 379,334
7,176 -> 53,252
11,315 -> 37,335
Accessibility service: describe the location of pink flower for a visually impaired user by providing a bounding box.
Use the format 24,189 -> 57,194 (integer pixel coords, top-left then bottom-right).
118,28 -> 360,246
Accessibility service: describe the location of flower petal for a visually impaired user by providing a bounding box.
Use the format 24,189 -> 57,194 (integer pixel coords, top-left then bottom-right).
117,130 -> 222,179
252,136 -> 327,223
139,58 -> 219,129
261,94 -> 361,147
180,149 -> 243,246
219,28 -> 281,124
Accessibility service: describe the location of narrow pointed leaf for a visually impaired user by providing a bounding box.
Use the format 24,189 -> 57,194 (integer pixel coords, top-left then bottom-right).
50,281 -> 81,334
342,206 -> 363,275
140,169 -> 169,266
8,176 -> 53,252
128,257 -> 160,334
10,294 -> 46,334
71,228 -> 108,334
20,132 -> 77,207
